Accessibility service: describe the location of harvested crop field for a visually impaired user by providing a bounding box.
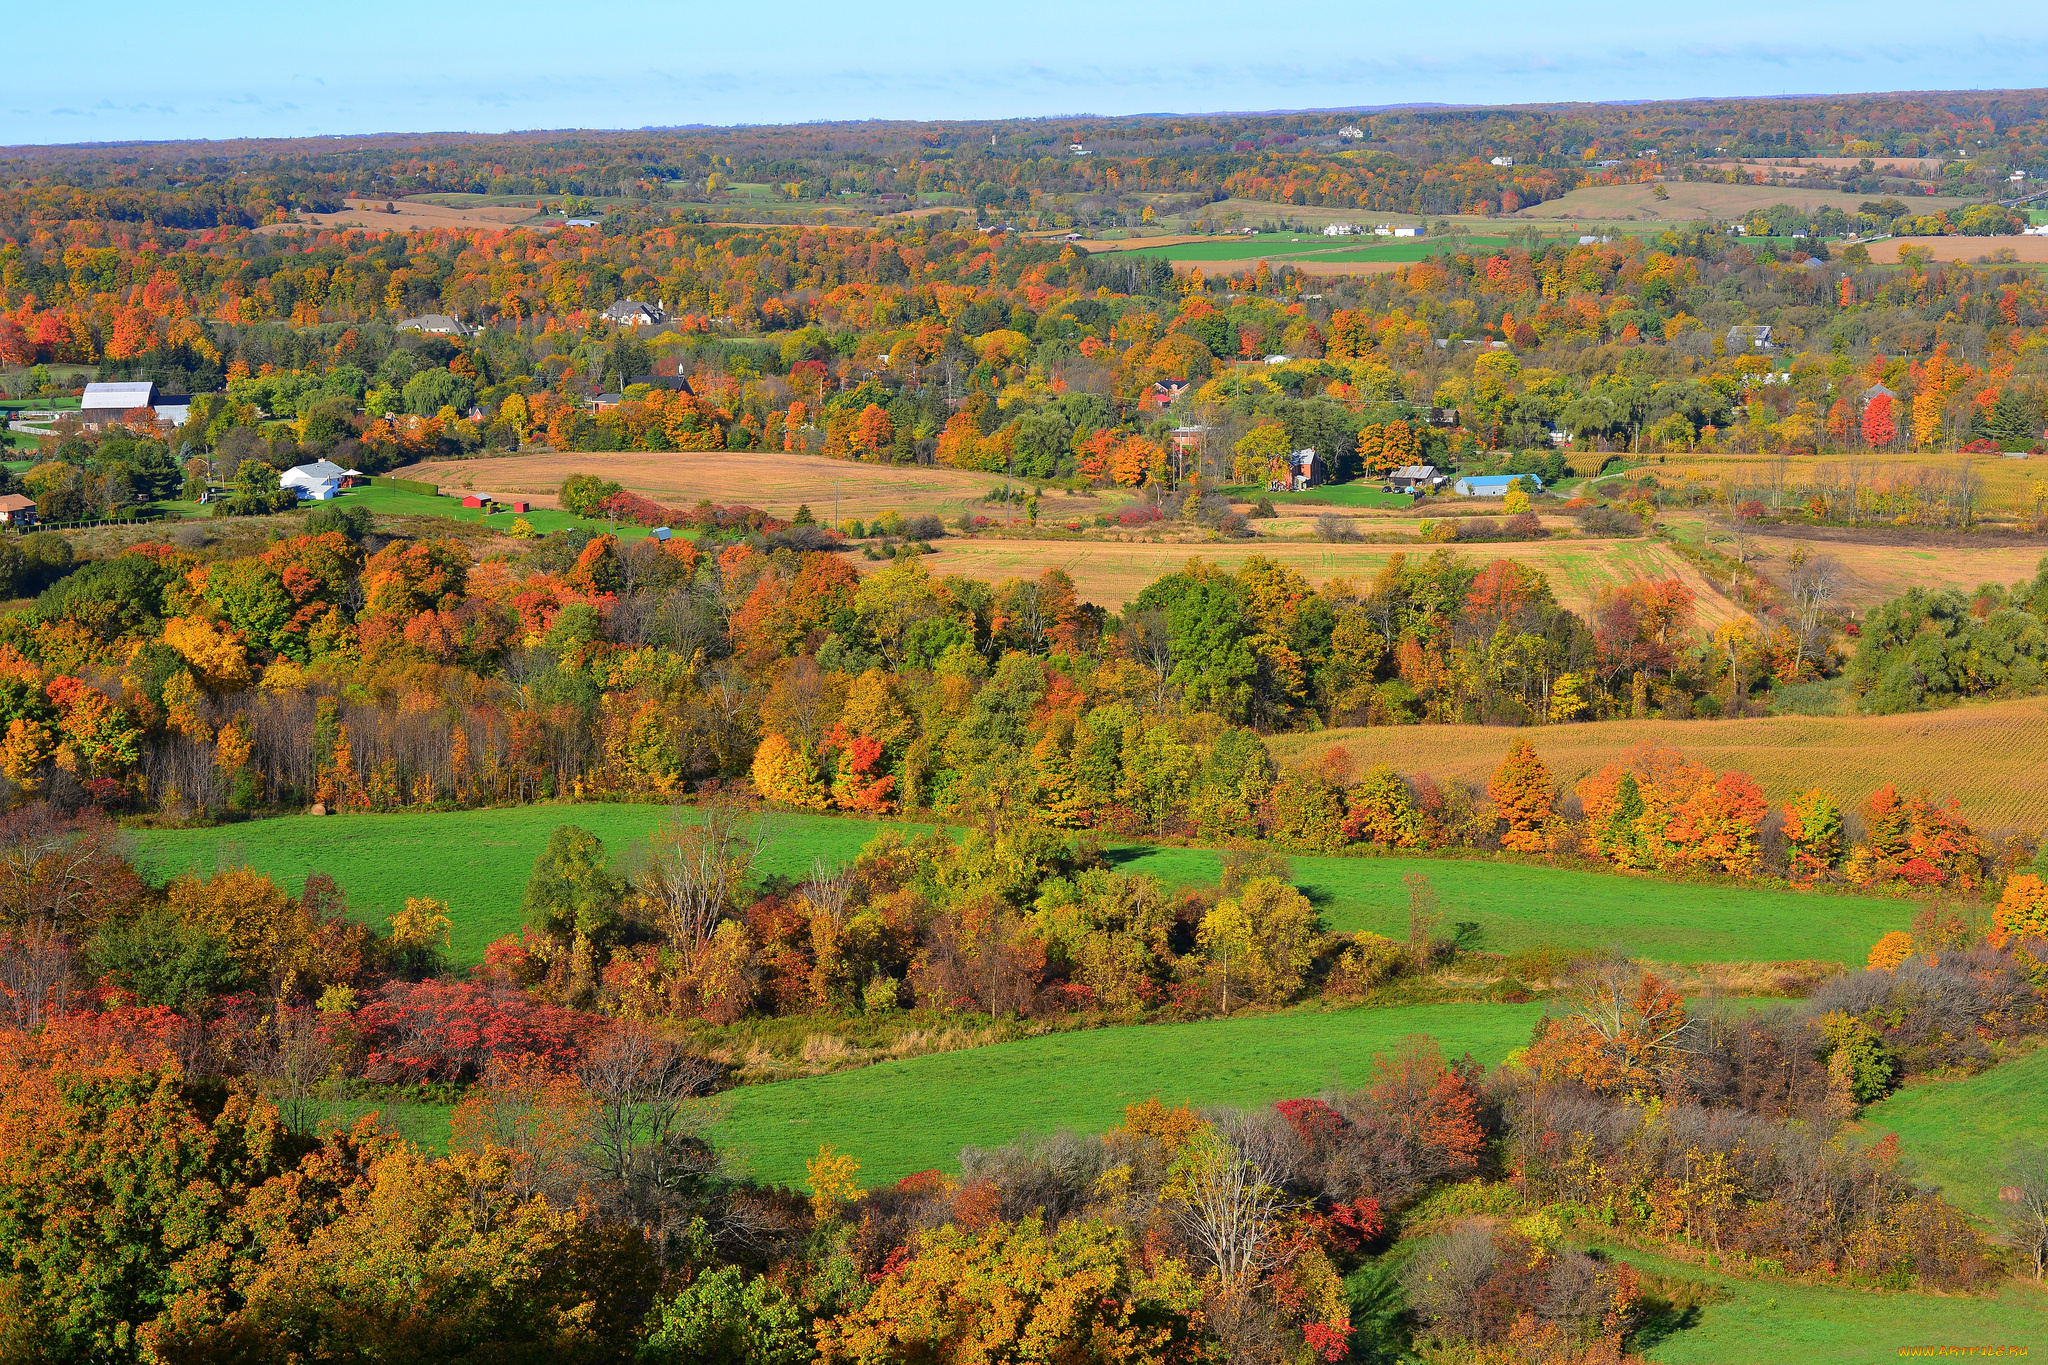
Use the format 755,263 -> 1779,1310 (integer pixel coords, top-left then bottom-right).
1515,180 -> 1888,222
1864,234 -> 2048,264
1266,694 -> 2048,835
393,450 -> 1014,522
1746,527 -> 2048,607
259,197 -> 544,235
911,534 -> 1740,620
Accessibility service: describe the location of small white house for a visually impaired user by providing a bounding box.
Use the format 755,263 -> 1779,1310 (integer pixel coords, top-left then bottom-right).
281,459 -> 362,501
1490,156 -> 1513,167
397,314 -> 476,338
1338,126 -> 1363,140
603,299 -> 666,328
1323,222 -> 1358,237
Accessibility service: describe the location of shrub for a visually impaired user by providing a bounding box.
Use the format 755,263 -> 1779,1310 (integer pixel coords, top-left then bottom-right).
354,978 -> 595,1083
1574,504 -> 1639,535
1313,511 -> 1360,542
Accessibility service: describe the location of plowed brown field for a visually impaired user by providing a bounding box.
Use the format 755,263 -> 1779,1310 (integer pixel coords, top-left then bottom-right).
1266,695 -> 2048,835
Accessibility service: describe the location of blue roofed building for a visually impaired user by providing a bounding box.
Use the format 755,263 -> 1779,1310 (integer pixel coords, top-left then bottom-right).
1453,474 -> 1543,497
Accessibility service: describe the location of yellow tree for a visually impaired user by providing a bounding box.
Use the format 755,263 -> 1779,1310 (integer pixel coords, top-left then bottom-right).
816,1217 -> 1200,1365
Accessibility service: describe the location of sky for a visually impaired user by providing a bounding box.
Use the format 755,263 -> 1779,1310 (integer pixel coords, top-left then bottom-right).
7,1 -> 2048,145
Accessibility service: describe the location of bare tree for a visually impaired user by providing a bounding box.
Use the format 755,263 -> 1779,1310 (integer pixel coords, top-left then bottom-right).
640,800 -> 762,953
1125,608 -> 1176,712
245,1007 -> 334,1133
801,855 -> 853,928
578,1023 -> 720,1192
1166,1119 -> 1292,1287
1784,550 -> 1844,677
2004,1145 -> 2048,1281
0,922 -> 73,1029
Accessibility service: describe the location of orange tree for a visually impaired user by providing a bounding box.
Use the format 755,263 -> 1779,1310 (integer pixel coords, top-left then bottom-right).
1487,737 -> 1553,851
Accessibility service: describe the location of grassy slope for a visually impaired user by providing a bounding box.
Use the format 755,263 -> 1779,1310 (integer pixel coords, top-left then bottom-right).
715,1002 -> 1548,1186
137,808 -> 1910,969
1111,846 -> 1907,966
1856,1045 -> 2048,1222
1612,1245 -> 2048,1362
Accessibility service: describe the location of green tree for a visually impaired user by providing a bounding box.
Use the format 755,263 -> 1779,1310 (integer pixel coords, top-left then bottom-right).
0,1060 -> 297,1365
637,1265 -> 810,1365
522,825 -> 626,997
93,905 -> 248,1013
200,559 -> 297,656
1132,565 -> 1256,721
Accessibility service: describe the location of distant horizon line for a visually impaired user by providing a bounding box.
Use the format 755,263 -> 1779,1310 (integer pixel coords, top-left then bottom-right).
4,86 -> 2041,153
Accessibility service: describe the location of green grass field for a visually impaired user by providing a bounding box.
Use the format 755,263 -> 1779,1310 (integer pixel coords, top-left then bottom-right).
137,807 -> 1912,968
1224,481 -> 1416,509
1857,1044 -> 2048,1223
334,484 -> 658,538
1108,232 -> 1520,265
136,806 -> 929,965
715,1001 -> 1550,1185
1608,1244 -> 2048,1362
152,484 -> 676,540
1112,845 -> 1908,966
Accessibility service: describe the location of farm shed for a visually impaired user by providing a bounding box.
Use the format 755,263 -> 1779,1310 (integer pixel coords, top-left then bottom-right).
1454,474 -> 1543,497
82,380 -> 156,412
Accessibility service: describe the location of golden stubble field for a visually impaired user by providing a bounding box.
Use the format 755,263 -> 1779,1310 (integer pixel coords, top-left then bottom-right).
398,453 -> 1748,616
1266,695 -> 2048,835
1516,180 -> 1887,223
396,451 -> 1017,521
1864,235 -> 2048,265
1747,530 -> 2046,606
1639,450 -> 2047,511
259,198 -> 542,236
913,533 -> 1741,621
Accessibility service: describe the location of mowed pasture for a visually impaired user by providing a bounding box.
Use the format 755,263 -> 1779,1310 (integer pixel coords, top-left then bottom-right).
136,806 -> 928,966
715,1002 -> 1551,1185
1267,693 -> 2048,835
393,450 -> 1016,524
914,534 -> 1740,619
1857,1044 -> 2048,1223
1610,1245 -> 2048,1363
137,806 -> 1911,969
